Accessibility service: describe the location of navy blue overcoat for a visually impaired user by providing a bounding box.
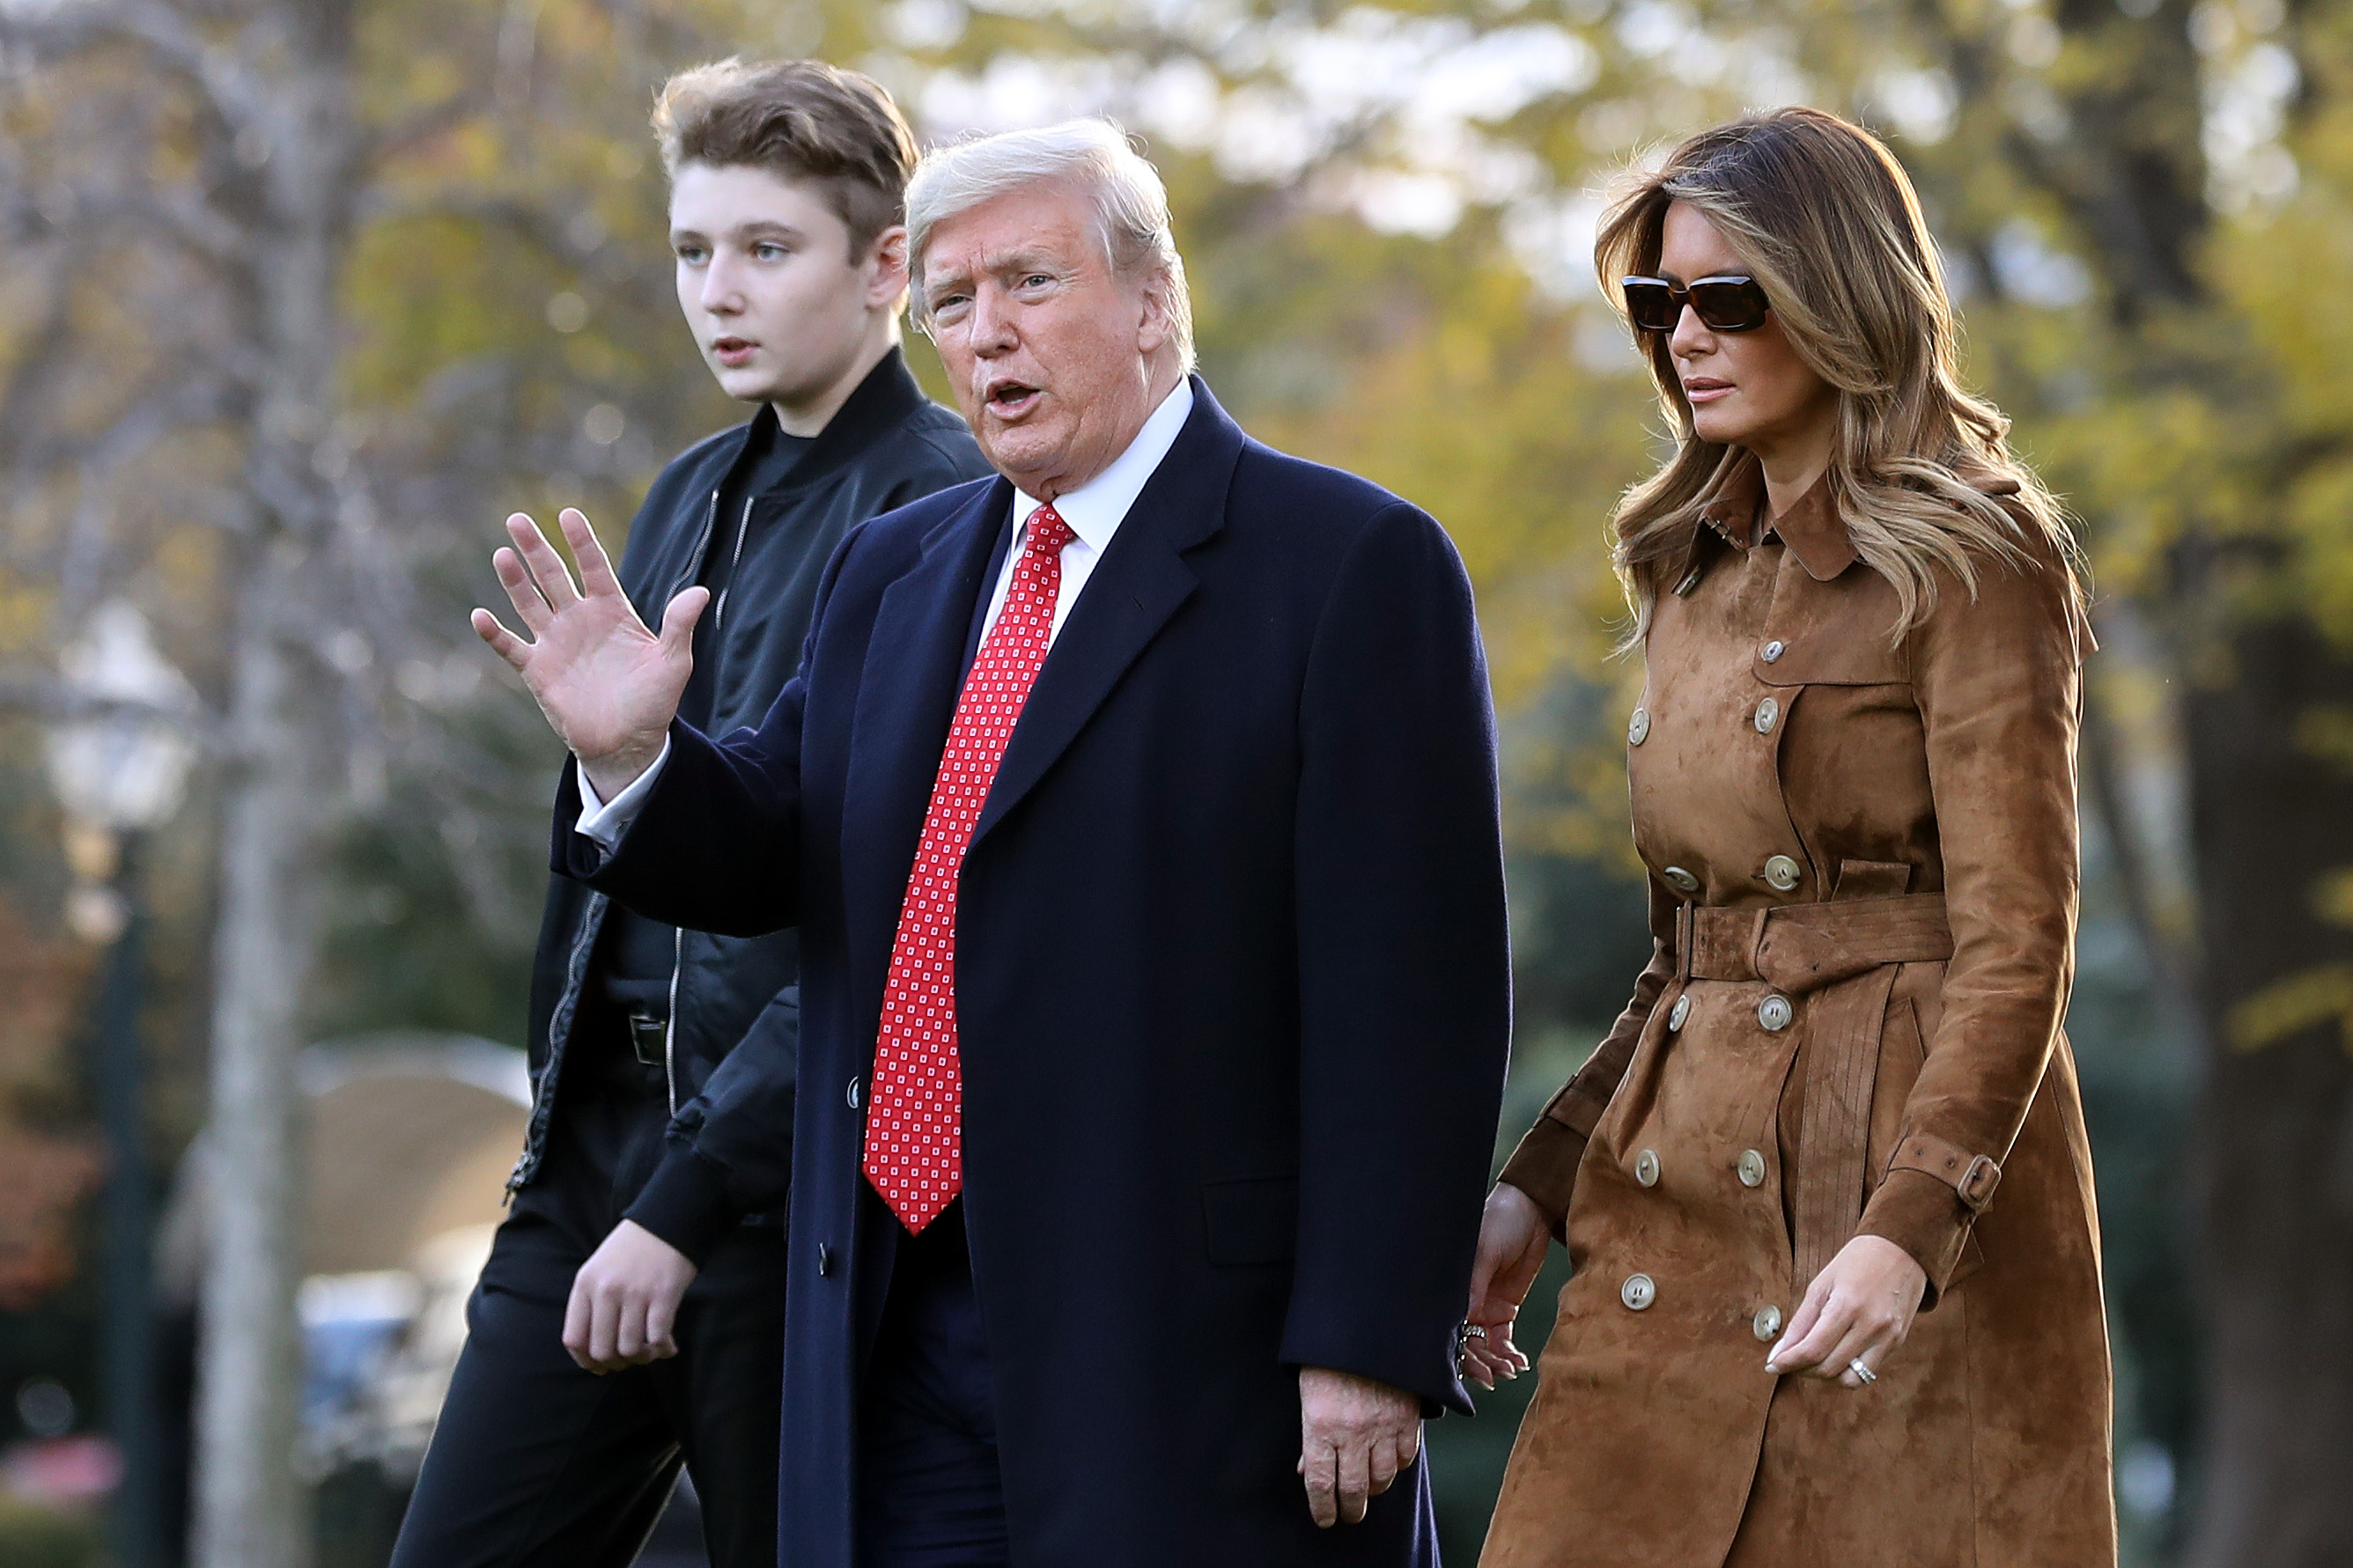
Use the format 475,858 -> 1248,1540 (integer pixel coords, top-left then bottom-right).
564,381 -> 1511,1566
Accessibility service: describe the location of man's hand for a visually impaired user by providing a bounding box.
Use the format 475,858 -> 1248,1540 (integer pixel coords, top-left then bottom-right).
1297,1367 -> 1420,1528
1462,1182 -> 1547,1388
471,507 -> 708,800
563,1220 -> 698,1374
1766,1233 -> 1927,1388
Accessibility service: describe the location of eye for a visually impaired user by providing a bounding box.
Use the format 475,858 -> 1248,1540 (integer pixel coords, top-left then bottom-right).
928,291 -> 972,320
754,242 -> 790,261
1020,273 -> 1053,290
675,244 -> 707,264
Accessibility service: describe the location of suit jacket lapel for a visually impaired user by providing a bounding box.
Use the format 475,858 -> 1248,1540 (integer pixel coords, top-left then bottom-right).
840,477 -> 1014,981
972,379 -> 1247,846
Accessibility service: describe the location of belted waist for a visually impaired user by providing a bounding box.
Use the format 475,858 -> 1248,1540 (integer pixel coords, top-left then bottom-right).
1675,894 -> 1953,993
1666,892 -> 1954,1291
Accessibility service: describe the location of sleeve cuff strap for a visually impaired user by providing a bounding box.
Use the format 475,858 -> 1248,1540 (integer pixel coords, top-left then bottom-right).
1886,1133 -> 2002,1211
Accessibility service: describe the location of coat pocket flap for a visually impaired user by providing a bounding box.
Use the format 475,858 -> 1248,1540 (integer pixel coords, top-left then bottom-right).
1753,636 -> 1907,688
1201,1174 -> 1299,1266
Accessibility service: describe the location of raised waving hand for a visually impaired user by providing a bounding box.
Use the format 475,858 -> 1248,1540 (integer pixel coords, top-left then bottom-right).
471,508 -> 708,800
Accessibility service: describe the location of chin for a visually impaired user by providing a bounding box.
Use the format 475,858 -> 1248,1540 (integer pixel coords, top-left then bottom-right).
979,422 -> 1065,477
1688,409 -> 1752,447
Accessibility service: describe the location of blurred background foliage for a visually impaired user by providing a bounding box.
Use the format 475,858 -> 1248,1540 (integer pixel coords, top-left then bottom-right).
1,0 -> 2349,1562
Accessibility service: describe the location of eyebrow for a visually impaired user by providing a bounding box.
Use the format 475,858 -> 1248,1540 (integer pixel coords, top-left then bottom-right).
668,219 -> 811,245
925,247 -> 1075,293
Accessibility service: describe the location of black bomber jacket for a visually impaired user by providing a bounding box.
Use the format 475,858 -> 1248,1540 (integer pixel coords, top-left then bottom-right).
513,348 -> 990,1259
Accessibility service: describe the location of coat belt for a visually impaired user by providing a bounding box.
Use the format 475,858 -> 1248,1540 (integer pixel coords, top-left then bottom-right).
1671,894 -> 1954,1291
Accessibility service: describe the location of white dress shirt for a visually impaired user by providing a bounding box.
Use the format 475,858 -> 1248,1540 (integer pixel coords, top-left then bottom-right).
577,379 -> 1196,849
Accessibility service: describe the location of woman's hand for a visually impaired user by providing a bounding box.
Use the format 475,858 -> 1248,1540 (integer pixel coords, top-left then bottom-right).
1766,1233 -> 1927,1388
1462,1183 -> 1551,1388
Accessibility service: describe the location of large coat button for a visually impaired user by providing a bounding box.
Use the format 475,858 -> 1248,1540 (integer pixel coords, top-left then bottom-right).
1737,1148 -> 1768,1188
1763,855 -> 1802,893
1758,994 -> 1794,1031
1753,696 -> 1781,734
1662,866 -> 1701,894
1668,995 -> 1692,1032
1634,1149 -> 1661,1187
1753,1304 -> 1783,1341
1629,707 -> 1651,746
1762,640 -> 1786,663
1621,1273 -> 1657,1311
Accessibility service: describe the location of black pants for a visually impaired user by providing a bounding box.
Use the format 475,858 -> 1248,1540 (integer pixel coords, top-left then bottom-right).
389,1075 -> 786,1568
857,1206 -> 1008,1568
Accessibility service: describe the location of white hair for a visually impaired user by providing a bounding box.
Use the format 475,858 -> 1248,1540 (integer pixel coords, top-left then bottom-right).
905,118 -> 1196,372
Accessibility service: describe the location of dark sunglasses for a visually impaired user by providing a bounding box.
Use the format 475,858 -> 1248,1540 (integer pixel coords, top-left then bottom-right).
1620,275 -> 1773,334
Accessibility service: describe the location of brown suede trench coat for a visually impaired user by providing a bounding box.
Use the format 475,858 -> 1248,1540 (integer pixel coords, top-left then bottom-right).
1481,454 -> 2116,1568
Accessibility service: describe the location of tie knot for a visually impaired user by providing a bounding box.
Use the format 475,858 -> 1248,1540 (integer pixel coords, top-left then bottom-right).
1025,504 -> 1075,558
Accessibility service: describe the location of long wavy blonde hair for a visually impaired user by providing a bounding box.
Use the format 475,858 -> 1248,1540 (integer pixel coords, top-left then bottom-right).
1597,107 -> 2082,637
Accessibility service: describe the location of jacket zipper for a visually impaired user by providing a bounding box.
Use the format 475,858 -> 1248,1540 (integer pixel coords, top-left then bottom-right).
660,492 -> 753,1115
712,494 -> 754,629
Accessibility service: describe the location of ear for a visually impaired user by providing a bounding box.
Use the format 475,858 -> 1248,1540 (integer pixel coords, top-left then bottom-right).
1133,269 -> 1174,357
866,224 -> 911,310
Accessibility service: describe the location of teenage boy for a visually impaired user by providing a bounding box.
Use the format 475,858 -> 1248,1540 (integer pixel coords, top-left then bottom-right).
389,60 -> 988,1568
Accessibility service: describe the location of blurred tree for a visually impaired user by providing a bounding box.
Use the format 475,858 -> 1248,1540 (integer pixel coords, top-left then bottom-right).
0,1 -> 823,1562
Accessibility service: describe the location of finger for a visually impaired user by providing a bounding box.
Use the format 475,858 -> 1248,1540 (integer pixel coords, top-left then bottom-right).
1819,1314 -> 1885,1388
1478,1318 -> 1531,1374
1780,1293 -> 1859,1379
1840,1318 -> 1902,1388
588,1285 -> 622,1371
644,1282 -> 682,1360
1368,1433 -> 1401,1498
492,547 -> 554,634
1768,1277 -> 1833,1372
562,1276 -> 596,1373
506,512 -> 584,611
659,585 -> 712,657
1337,1439 -> 1372,1525
472,608 -> 532,672
1462,1340 -> 1517,1386
1399,1422 -> 1421,1471
559,507 -> 623,600
616,1293 -> 648,1363
1302,1439 -> 1338,1528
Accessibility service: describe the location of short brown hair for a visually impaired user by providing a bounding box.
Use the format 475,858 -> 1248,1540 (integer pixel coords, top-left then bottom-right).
652,59 -> 918,258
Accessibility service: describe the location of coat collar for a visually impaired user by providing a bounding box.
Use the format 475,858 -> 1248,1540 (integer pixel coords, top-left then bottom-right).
730,346 -> 933,502
1687,450 -> 1857,584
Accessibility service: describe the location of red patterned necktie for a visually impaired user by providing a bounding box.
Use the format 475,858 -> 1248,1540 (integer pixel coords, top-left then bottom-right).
863,503 -> 1076,1232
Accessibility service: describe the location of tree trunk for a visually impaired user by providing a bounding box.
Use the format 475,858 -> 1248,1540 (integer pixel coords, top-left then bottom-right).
2181,613 -> 2353,1568
191,8 -> 357,1564
193,616 -> 318,1568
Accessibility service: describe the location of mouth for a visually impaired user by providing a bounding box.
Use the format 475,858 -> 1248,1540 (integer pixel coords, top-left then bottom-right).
983,378 -> 1043,420
1682,377 -> 1734,404
712,336 -> 757,366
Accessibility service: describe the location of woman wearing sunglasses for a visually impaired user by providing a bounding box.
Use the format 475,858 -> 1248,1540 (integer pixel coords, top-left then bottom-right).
1464,107 -> 2114,1565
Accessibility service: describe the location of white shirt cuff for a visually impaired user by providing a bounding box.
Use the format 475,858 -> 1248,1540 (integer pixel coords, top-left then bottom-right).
575,738 -> 671,852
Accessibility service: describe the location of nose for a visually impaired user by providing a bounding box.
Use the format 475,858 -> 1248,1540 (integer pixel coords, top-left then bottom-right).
1670,301 -> 1714,359
701,250 -> 743,316
967,283 -> 1017,355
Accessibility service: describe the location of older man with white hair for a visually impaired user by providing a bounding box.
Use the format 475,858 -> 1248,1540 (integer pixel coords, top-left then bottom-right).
474,118 -> 1510,1566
